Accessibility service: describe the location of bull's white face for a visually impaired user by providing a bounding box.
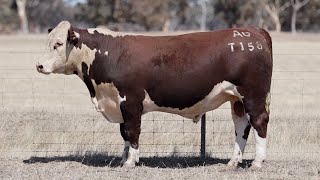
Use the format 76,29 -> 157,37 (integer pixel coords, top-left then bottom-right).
36,21 -> 75,75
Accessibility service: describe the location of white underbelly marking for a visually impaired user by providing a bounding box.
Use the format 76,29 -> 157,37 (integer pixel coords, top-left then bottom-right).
142,81 -> 243,120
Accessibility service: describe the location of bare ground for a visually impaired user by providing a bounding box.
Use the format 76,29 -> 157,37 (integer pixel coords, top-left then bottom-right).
0,110 -> 318,179
0,155 -> 319,180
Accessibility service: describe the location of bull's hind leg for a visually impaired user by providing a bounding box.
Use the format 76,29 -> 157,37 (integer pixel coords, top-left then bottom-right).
228,100 -> 251,168
250,110 -> 269,168
242,92 -> 270,169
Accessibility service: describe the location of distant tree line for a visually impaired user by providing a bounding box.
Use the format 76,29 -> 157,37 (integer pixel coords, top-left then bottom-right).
0,0 -> 319,33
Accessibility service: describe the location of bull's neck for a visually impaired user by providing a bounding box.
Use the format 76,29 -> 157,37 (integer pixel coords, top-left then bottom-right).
72,29 -> 124,85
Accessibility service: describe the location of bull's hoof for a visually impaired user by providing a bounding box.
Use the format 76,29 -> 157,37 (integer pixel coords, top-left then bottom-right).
250,160 -> 263,170
120,157 -> 137,168
227,160 -> 239,169
120,159 -> 126,167
121,161 -> 136,168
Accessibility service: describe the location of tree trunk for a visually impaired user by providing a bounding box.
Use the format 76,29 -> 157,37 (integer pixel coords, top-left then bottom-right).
162,16 -> 170,32
291,8 -> 297,34
16,0 -> 29,34
265,4 -> 282,32
290,0 -> 310,34
200,0 -> 207,31
274,16 -> 281,32
265,1 -> 291,32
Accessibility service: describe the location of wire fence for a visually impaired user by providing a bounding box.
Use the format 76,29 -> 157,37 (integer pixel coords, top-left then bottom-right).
0,50 -> 320,160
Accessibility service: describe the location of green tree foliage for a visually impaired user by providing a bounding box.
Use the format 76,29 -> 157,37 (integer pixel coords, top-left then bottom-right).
0,0 -> 18,32
214,0 -> 260,28
214,0 -> 242,27
27,0 -> 75,32
75,0 -> 191,31
127,0 -> 169,30
295,0 -> 320,32
1,0 -> 320,33
75,0 -> 116,26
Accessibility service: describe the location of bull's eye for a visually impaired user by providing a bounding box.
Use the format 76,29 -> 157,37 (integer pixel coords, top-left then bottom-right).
53,42 -> 63,50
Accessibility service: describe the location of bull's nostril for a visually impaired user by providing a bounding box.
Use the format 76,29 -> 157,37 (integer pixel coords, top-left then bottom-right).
38,65 -> 43,69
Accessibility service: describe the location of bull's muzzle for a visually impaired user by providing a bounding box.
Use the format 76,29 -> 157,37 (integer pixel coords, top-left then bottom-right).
36,62 -> 50,74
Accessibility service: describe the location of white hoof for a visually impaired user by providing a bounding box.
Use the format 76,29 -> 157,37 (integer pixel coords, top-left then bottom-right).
227,159 -> 239,169
121,161 -> 136,168
250,160 -> 263,170
120,142 -> 139,168
120,158 -> 127,167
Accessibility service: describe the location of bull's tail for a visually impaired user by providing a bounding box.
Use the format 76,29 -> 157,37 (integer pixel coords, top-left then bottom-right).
256,27 -> 273,63
258,28 -> 273,115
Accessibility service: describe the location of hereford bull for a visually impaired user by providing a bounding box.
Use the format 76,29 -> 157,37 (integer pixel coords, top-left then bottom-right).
36,21 -> 272,169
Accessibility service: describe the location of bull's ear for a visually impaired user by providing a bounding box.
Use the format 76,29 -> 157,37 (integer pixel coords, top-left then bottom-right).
67,27 -> 79,45
48,28 -> 53,34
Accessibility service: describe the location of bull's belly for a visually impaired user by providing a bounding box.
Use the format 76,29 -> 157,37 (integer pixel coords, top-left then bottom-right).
92,81 -> 242,124
142,81 -> 242,122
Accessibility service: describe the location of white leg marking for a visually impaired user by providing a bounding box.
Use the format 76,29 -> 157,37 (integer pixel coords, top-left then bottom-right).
252,129 -> 267,168
127,146 -> 139,163
121,141 -> 130,164
104,51 -> 109,56
228,115 -> 250,167
120,141 -> 139,167
228,102 -> 250,168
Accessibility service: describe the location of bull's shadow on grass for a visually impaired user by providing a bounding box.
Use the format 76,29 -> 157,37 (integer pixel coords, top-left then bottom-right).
23,154 -> 253,168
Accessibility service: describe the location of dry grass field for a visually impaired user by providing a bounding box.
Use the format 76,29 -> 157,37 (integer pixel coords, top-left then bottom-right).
0,32 -> 319,179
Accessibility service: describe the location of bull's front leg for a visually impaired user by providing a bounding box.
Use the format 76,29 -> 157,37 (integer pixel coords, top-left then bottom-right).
119,100 -> 143,168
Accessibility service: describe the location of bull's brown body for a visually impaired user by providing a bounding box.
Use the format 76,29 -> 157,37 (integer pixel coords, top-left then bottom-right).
37,22 -> 273,168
